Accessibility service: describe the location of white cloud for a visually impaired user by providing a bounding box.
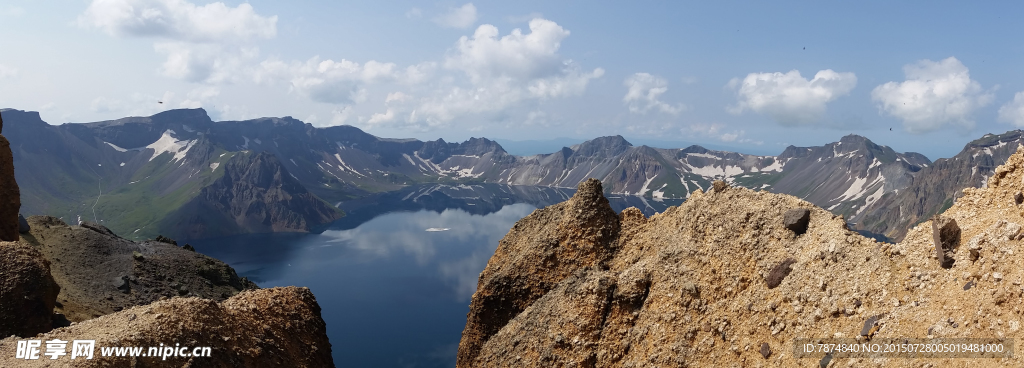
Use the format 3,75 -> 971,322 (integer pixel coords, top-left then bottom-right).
256,57 -> 398,105
446,19 -> 567,82
154,42 -> 258,83
367,109 -> 396,125
683,123 -> 762,145
398,18 -> 602,129
998,91 -> 1024,127
0,6 -> 25,17
432,3 -> 477,29
623,73 -> 685,115
405,7 -> 422,19
729,69 -> 856,126
78,0 -> 276,43
0,64 -> 18,79
871,57 -> 993,133
178,86 -> 219,108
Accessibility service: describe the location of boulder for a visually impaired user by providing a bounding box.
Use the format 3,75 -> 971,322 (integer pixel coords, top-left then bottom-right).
0,287 -> 335,367
0,241 -> 60,337
931,215 -> 960,268
783,208 -> 811,235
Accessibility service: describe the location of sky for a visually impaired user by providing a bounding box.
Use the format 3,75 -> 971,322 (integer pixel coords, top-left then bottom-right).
1,1 -> 1023,159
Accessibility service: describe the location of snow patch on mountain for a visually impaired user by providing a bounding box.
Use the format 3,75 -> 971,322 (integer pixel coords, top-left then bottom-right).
104,142 -> 128,152
145,130 -> 195,162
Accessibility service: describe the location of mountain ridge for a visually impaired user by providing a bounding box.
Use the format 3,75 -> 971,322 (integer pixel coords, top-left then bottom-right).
2,107 -> 1016,242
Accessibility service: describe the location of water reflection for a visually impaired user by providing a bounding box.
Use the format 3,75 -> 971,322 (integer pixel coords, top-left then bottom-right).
191,185 -> 684,367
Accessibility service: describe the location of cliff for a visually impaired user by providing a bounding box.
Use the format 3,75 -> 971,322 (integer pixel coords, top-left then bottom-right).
459,147 -> 1024,367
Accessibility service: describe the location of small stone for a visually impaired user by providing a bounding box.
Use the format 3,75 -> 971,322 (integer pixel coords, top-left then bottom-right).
132,251 -> 144,261
963,280 -> 974,291
765,258 -> 797,289
994,272 -> 1003,282
783,208 -> 811,235
112,276 -> 130,293
712,180 -> 729,193
760,342 -> 771,359
1015,192 -> 1023,205
931,216 -> 961,269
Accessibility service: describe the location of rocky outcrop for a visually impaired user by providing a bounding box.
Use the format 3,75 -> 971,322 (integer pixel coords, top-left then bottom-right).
163,151 -> 344,239
0,241 -> 60,337
22,215 -> 257,322
0,287 -> 334,367
457,179 -> 621,366
460,146 -> 1024,367
0,111 -> 20,241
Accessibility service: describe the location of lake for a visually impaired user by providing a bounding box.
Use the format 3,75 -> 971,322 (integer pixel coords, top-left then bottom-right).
191,184 -> 683,367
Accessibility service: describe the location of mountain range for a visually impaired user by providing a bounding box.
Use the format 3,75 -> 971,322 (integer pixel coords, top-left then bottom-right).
3,107 -> 1021,241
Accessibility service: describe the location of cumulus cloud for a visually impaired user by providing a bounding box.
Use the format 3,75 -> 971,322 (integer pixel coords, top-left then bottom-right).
255,57 -> 398,105
78,0 -> 276,42
0,64 -> 18,78
871,57 -> 993,133
397,18 -> 602,129
623,73 -> 685,115
729,69 -> 856,126
154,42 -> 258,83
432,3 -> 477,29
998,91 -> 1024,127
80,0 -> 276,84
178,86 -> 219,108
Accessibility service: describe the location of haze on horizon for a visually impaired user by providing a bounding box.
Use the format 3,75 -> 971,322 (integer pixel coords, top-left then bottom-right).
0,1 -> 1021,160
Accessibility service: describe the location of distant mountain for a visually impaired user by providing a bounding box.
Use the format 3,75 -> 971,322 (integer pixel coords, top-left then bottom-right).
854,130 -> 1024,241
0,107 -> 1011,242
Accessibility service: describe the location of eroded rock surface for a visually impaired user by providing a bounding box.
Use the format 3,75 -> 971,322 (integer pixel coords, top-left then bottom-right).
0,241 -> 59,337
457,178 -> 620,366
460,146 -> 1024,367
0,287 -> 334,367
21,215 -> 257,322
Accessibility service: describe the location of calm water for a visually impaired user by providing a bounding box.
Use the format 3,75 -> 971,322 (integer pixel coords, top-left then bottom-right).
191,184 -> 682,367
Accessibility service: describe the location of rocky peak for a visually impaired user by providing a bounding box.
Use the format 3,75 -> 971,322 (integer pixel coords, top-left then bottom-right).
572,135 -> 633,158
456,178 -> 620,367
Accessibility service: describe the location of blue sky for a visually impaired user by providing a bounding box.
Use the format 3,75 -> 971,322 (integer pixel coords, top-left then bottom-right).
1,1 -> 1022,159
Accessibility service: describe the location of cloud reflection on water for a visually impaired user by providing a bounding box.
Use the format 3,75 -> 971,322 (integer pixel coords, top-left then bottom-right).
312,203 -> 536,300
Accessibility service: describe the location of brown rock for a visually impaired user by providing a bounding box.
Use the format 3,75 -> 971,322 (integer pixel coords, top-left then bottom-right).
456,178 -> 620,368
931,215 -> 960,268
760,342 -> 771,359
712,180 -> 729,193
0,241 -> 60,337
0,287 -> 334,367
765,258 -> 797,289
783,208 -> 811,235
0,133 -> 20,241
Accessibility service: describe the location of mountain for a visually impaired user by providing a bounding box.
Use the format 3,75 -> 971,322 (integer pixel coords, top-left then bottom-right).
2,107 -> 1013,242
854,130 -> 1024,241
1,109 -> 342,240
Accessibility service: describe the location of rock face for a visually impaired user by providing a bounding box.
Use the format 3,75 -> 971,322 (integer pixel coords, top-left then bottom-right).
163,151 -> 344,239
856,130 -> 1024,241
459,145 -> 1024,367
0,111 -> 21,241
0,241 -> 60,337
23,215 -> 257,322
457,178 -> 621,367
0,287 -> 334,367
